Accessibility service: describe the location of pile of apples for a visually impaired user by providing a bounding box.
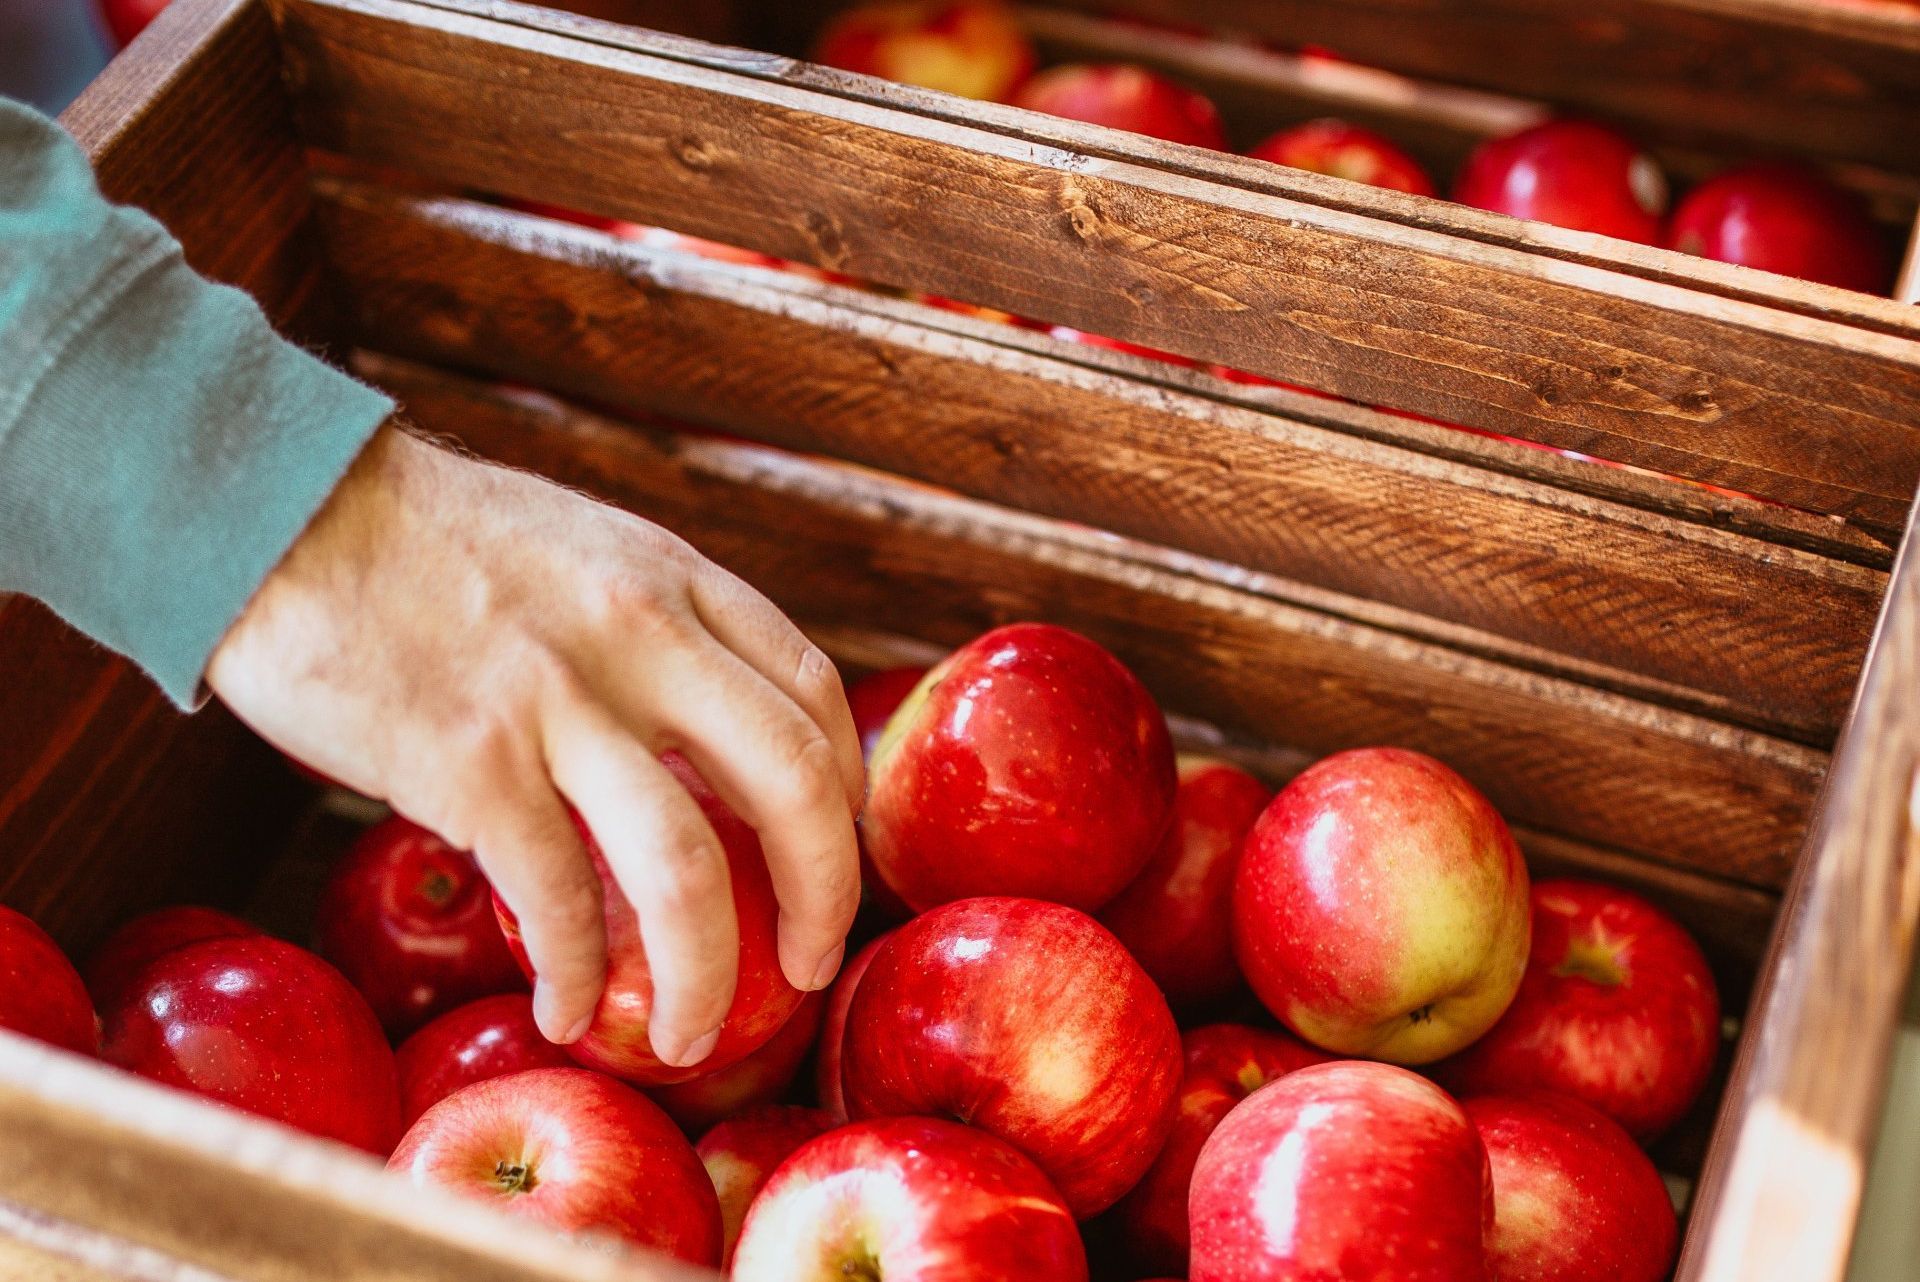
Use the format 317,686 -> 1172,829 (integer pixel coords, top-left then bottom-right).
1,620 -> 1721,1281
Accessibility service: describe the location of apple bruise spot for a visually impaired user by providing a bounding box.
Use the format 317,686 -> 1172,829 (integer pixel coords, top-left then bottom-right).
493,1157 -> 538,1196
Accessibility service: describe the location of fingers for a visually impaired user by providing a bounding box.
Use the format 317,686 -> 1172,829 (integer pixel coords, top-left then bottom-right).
467,780 -> 606,1045
545,697 -> 740,1069
690,568 -> 864,815
635,636 -> 861,996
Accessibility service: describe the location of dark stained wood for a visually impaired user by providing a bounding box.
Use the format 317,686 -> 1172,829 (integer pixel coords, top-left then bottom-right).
368,356 -> 1829,889
321,186 -> 1886,741
273,0 -> 1920,535
539,0 -> 735,42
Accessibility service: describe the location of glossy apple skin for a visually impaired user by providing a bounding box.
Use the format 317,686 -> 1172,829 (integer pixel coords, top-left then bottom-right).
1190,1060 -> 1493,1282
847,666 -> 928,924
0,906 -> 96,1056
1438,879 -> 1720,1140
1233,747 -> 1530,1063
696,1104 -> 838,1266
1101,756 -> 1270,1010
865,623 -> 1176,913
1116,1023 -> 1331,1275
390,1066 -> 721,1265
650,989 -> 826,1134
1249,118 -> 1437,196
1463,1092 -> 1676,1282
86,907 -> 260,1016
394,993 -> 573,1128
1454,120 -> 1667,244
841,897 -> 1182,1217
1012,64 -> 1228,149
101,936 -> 401,1153
1665,162 -> 1891,294
813,1 -> 1036,102
816,931 -> 890,1122
318,816 -> 525,1038
732,1115 -> 1087,1282
96,0 -> 172,47
496,753 -> 804,1084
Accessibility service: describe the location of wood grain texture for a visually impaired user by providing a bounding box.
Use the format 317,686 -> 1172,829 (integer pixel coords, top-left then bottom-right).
1679,498 -> 1920,1282
321,186 -> 1885,741
274,0 -> 1920,534
368,356 -> 1828,889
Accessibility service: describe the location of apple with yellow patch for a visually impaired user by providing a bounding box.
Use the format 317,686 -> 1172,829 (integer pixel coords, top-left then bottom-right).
812,1 -> 1036,102
696,1104 -> 836,1267
1232,747 -> 1530,1063
839,897 -> 1182,1217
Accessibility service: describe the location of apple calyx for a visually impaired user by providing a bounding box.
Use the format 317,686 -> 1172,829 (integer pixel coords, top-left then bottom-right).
1552,935 -> 1627,987
836,1245 -> 883,1282
492,1157 -> 538,1195
417,868 -> 459,909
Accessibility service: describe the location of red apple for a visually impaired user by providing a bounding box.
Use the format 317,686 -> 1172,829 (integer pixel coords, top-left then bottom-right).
96,0 -> 171,47
1012,65 -> 1228,149
650,989 -> 827,1134
1463,1092 -> 1676,1282
696,1104 -> 837,1266
1233,746 -> 1530,1063
816,931 -> 890,1122
0,906 -> 96,1056
1101,755 -> 1269,1011
100,936 -> 401,1153
847,665 -> 928,924
731,1116 -> 1087,1281
1116,1023 -> 1331,1275
841,897 -> 1182,1216
864,623 -> 1176,913
394,993 -> 574,1128
318,816 -> 525,1038
1249,118 -> 1437,196
1190,1060 -> 1493,1282
1048,325 -> 1200,369
1438,879 -> 1720,1141
1665,162 -> 1891,294
495,753 -> 804,1084
1454,120 -> 1667,244
85,905 -> 259,1018
390,1066 -> 721,1265
812,1 -> 1037,102
506,198 -> 638,236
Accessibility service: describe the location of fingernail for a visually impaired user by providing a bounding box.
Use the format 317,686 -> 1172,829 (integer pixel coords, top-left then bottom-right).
668,1027 -> 721,1069
808,941 -> 846,992
562,1013 -> 593,1045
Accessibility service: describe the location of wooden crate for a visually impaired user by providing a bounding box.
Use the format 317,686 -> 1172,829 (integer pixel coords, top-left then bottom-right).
4,0 -> 1920,1278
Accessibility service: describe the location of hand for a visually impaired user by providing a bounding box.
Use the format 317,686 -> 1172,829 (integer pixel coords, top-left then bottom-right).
207,424 -> 863,1066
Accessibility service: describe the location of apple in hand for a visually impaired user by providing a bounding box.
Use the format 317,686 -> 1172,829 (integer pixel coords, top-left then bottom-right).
1116,1023 -> 1330,1275
394,993 -> 574,1128
1665,162 -> 1891,294
1012,65 -> 1228,149
1249,118 -> 1437,196
1438,879 -> 1719,1140
732,1116 -> 1087,1282
1454,120 -> 1667,244
390,1066 -> 721,1265
864,623 -> 1176,913
812,1 -> 1037,102
1101,755 -> 1269,1011
841,897 -> 1182,1216
650,989 -> 827,1135
318,816 -> 525,1038
101,936 -> 401,1153
496,753 -> 804,1084
816,931 -> 890,1122
85,906 -> 259,1015
1190,1060 -> 1492,1282
1464,1092 -> 1676,1282
696,1104 -> 837,1265
0,905 -> 96,1056
1233,746 -> 1530,1063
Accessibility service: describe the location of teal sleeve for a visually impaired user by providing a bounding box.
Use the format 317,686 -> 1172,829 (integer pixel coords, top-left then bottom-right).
0,98 -> 392,709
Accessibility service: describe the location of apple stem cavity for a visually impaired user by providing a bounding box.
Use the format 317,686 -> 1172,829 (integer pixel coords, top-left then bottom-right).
492,1158 -> 539,1196
1553,937 -> 1627,987
838,1244 -> 882,1281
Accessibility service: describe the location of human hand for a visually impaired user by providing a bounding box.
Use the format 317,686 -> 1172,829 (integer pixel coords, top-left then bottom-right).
207,425 -> 864,1067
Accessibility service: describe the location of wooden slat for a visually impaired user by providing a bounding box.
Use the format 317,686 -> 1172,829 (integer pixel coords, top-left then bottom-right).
319,185 -> 1885,742
1678,496 -> 1920,1282
275,0 -> 1920,534
365,355 -> 1828,889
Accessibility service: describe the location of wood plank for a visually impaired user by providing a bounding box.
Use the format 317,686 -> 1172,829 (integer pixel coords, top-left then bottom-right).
324,188 -> 1885,742
0,1038 -> 708,1282
1678,495 -> 1920,1282
369,358 -> 1829,889
274,0 -> 1920,535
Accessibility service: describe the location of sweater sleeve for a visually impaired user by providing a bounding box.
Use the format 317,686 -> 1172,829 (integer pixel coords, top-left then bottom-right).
0,98 -> 392,709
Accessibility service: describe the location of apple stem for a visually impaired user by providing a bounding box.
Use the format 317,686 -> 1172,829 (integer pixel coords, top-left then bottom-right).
493,1159 -> 538,1195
